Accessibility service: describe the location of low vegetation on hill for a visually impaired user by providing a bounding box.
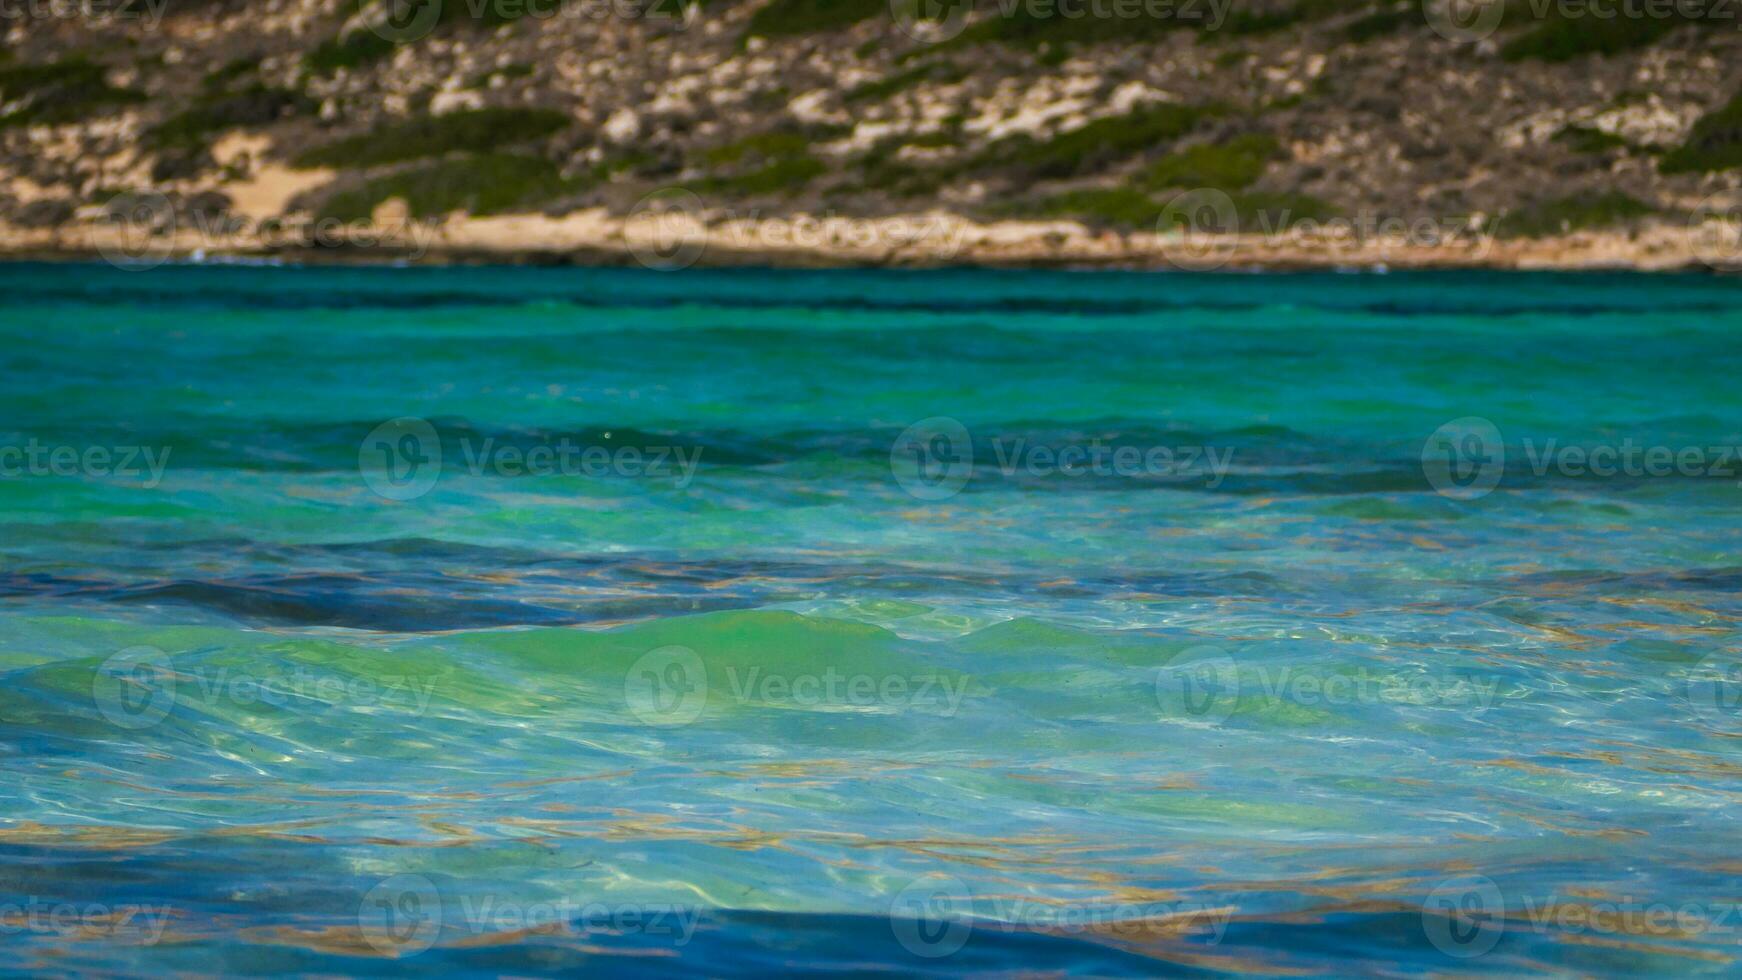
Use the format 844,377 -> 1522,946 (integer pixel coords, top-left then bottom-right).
0,0 -> 1736,249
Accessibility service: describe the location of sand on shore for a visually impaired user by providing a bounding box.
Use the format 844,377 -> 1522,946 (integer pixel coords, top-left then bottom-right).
9,202 -> 1737,271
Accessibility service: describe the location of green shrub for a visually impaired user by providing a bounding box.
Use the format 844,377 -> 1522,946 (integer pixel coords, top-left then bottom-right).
202,55 -> 261,90
1553,124 -> 1629,155
469,62 -> 535,87
1225,190 -> 1336,232
1144,133 -> 1281,190
975,102 -> 1224,180
1659,91 -> 1742,174
1344,1 -> 1415,41
306,0 -> 537,73
304,30 -> 397,74
859,157 -> 943,196
696,130 -> 829,194
856,134 -> 958,196
151,84 -> 316,149
703,130 -> 813,166
318,153 -> 578,221
845,61 -> 967,104
1501,192 -> 1655,237
744,0 -> 885,37
698,156 -> 828,195
294,108 -> 571,168
944,3 -> 1193,49
1499,7 -> 1715,62
1022,187 -> 1164,229
1216,7 -> 1304,35
0,57 -> 144,126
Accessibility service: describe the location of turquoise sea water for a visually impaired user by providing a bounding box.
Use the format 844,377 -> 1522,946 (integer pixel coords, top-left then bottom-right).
2,263 -> 1741,975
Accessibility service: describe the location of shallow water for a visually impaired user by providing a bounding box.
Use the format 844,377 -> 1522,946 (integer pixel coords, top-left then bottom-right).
2,264 -> 1740,975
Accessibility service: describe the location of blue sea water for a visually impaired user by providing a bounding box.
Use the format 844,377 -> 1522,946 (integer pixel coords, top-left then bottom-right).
1,263 -> 1741,975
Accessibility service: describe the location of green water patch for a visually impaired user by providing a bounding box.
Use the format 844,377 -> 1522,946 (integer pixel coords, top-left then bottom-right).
1610,638 -> 1702,665
1316,497 -> 1441,521
468,609 -> 918,678
954,617 -> 1191,669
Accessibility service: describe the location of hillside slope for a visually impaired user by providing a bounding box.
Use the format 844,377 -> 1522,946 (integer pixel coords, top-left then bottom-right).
4,0 -> 1742,267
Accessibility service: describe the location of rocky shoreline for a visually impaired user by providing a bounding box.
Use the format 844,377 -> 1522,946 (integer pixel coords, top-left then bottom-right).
6,206 -> 1732,272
